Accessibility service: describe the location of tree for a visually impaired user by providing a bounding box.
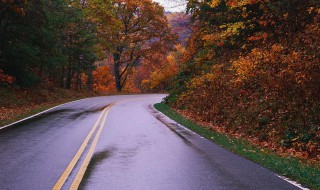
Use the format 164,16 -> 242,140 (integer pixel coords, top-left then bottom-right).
0,0 -> 99,89
87,0 -> 176,91
141,44 -> 185,91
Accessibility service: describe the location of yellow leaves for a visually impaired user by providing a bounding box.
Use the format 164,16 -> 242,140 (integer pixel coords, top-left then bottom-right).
308,7 -> 320,14
174,44 -> 186,55
202,34 -> 221,46
220,22 -> 245,40
167,54 -> 176,63
207,0 -> 260,9
232,43 -> 287,82
202,22 -> 244,46
143,44 -> 184,90
232,56 -> 256,80
226,0 -> 259,8
220,21 -> 245,32
148,53 -> 179,89
208,0 -> 221,8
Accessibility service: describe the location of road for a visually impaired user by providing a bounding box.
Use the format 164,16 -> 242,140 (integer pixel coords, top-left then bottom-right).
0,94 -> 302,190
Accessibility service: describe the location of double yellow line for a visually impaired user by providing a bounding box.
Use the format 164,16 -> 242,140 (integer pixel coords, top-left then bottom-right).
53,104 -> 114,190
52,97 -> 160,189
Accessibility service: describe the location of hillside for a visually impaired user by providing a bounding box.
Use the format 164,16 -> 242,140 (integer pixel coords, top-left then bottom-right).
167,12 -> 192,46
166,1 -> 320,162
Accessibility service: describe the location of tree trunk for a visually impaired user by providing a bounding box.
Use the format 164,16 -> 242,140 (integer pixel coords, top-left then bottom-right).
113,53 -> 122,92
66,62 -> 72,89
76,60 -> 81,90
86,66 -> 93,91
60,66 -> 65,88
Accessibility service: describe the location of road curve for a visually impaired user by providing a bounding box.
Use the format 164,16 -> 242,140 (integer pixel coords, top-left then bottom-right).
0,94 -> 301,190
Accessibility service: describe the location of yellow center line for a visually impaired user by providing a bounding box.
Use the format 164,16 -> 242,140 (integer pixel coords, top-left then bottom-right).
53,97 -> 159,189
70,106 -> 112,190
52,105 -> 109,190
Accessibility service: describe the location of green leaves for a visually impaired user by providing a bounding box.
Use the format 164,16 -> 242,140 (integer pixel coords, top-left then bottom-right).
0,0 -> 100,89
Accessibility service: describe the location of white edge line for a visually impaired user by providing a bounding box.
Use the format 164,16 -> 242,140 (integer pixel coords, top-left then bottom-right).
0,94 -> 168,131
152,105 -> 310,190
276,175 -> 309,190
151,104 -> 201,137
0,97 -> 94,130
1,95 -> 164,130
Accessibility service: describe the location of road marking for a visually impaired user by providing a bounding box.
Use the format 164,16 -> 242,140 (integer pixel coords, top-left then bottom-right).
0,97 -> 94,130
70,105 -> 112,190
276,175 -> 309,190
52,105 -> 109,190
0,95 -> 164,130
52,97 -> 162,189
152,105 -> 310,190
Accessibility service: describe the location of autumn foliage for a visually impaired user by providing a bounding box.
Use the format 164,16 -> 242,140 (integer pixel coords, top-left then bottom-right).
92,66 -> 116,93
0,70 -> 15,85
168,0 -> 320,160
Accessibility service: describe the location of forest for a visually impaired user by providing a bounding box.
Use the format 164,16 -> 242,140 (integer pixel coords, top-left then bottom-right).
0,0 -> 178,92
1,0 -> 320,161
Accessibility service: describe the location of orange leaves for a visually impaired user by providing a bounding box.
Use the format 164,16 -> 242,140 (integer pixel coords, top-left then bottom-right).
308,7 -> 320,15
0,70 -> 15,85
142,45 -> 184,91
208,0 -> 221,8
173,30 -> 320,160
92,66 -> 116,93
208,0 -> 262,9
170,0 -> 320,161
1,0 -> 26,15
247,32 -> 268,42
232,55 -> 256,81
226,0 -> 263,8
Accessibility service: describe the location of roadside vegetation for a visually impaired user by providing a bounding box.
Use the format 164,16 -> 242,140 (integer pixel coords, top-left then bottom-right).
0,87 -> 96,126
165,0 -> 320,163
155,103 -> 320,190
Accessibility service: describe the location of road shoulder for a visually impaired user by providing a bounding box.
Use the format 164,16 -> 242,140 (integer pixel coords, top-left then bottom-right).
154,103 -> 319,190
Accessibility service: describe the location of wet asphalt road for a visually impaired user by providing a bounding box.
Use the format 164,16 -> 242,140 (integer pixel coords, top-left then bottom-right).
0,94 -> 301,190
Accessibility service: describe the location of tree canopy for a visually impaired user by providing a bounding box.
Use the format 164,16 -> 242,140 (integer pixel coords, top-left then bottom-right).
0,0 -> 99,89
87,0 -> 176,91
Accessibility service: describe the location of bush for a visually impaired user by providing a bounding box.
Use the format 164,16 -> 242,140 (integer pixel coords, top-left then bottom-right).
172,16 -> 320,159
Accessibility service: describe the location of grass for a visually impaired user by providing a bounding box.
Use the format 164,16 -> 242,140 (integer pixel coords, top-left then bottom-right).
154,103 -> 320,190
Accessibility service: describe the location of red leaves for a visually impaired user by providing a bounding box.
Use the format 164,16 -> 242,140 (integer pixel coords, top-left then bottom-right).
247,32 -> 268,42
172,16 -> 320,161
0,70 -> 15,85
